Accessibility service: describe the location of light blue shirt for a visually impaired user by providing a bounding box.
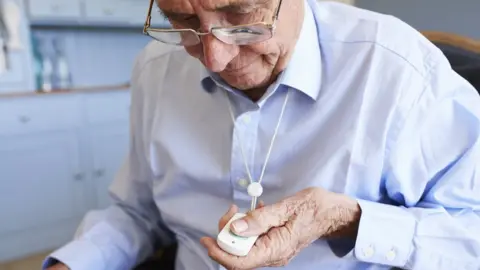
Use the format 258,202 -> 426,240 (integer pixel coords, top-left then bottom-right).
43,0 -> 480,269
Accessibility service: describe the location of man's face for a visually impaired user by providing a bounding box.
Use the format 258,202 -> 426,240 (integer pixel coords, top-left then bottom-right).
156,0 -> 302,91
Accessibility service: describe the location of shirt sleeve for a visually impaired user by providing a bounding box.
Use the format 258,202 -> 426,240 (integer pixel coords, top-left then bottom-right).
42,51 -> 174,270
353,53 -> 480,269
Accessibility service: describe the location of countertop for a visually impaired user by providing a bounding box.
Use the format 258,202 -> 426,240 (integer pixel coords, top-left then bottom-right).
0,82 -> 130,99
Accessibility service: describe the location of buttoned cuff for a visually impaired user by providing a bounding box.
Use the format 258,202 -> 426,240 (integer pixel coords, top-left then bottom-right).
354,199 -> 416,267
42,239 -> 106,270
42,222 -> 134,270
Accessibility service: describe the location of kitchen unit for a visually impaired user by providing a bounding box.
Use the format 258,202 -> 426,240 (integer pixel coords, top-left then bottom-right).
0,87 -> 131,262
26,0 -> 169,28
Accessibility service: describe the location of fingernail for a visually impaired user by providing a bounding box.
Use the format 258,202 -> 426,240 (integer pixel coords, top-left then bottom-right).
232,219 -> 248,232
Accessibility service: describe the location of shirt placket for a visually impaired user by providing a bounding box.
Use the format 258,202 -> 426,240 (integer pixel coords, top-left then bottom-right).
229,108 -> 259,211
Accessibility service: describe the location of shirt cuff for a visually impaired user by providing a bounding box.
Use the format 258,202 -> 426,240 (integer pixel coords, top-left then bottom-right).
42,222 -> 134,270
354,199 -> 416,267
42,239 -> 106,270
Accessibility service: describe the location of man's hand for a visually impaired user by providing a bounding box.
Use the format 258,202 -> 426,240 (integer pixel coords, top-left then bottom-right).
46,263 -> 69,270
200,187 -> 361,269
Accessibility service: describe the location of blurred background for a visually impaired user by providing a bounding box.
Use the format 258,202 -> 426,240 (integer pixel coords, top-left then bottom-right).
0,0 -> 478,269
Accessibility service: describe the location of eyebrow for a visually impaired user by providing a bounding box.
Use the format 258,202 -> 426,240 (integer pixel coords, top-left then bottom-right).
209,0 -> 271,13
160,0 -> 271,19
159,9 -> 198,22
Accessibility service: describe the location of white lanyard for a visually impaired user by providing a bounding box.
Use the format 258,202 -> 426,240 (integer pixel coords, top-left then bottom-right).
224,89 -> 290,211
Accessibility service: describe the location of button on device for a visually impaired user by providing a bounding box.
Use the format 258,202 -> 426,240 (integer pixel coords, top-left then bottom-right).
362,245 -> 375,258
237,178 -> 249,188
386,249 -> 396,261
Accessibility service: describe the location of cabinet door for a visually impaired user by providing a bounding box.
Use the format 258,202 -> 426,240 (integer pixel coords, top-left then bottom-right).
84,0 -> 131,23
27,0 -> 82,20
123,0 -> 169,26
89,124 -> 130,209
0,131 -> 88,261
83,0 -> 170,26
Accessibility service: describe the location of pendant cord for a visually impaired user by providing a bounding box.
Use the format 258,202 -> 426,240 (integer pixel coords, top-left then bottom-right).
225,89 -> 290,188
257,91 -> 289,185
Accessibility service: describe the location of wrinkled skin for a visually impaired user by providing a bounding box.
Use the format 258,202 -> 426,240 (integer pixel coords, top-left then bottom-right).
155,0 -> 304,100
201,187 -> 362,270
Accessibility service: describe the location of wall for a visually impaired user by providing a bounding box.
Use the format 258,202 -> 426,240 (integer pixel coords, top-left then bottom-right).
355,0 -> 480,39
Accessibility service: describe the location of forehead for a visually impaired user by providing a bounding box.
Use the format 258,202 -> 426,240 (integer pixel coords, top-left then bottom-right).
156,0 -> 267,13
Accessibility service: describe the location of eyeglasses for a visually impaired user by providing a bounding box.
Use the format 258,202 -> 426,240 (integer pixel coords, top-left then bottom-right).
142,0 -> 284,46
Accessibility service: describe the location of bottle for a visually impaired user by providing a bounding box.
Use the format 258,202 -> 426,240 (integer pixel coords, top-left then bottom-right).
30,34 -> 43,91
38,37 -> 53,92
52,37 -> 72,90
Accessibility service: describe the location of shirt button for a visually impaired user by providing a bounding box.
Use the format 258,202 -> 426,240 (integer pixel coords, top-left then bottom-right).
242,115 -> 251,124
386,249 -> 396,261
237,178 -> 249,188
362,245 -> 375,258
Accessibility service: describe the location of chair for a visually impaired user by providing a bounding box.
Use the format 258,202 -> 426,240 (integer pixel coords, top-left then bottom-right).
422,31 -> 480,92
133,244 -> 177,270
422,31 -> 480,54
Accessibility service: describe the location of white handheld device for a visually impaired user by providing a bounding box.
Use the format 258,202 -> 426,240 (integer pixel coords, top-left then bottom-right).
216,212 -> 259,257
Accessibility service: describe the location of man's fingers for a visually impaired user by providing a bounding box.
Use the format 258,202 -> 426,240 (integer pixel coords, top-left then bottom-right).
46,264 -> 69,270
200,237 -> 262,270
231,200 -> 291,237
256,200 -> 265,209
217,201 -> 263,232
218,204 -> 238,232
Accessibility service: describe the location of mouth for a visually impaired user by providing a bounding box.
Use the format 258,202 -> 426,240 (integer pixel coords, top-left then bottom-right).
223,63 -> 252,73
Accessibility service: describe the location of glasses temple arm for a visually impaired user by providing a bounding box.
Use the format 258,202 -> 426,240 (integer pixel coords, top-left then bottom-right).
272,0 -> 284,20
143,0 -> 155,33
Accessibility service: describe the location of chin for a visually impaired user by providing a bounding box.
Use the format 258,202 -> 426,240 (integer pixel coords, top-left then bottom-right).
219,70 -> 271,90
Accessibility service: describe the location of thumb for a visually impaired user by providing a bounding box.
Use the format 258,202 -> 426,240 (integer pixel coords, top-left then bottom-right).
230,201 -> 290,237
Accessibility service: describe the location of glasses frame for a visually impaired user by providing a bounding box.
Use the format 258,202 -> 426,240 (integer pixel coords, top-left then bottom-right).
142,0 -> 284,45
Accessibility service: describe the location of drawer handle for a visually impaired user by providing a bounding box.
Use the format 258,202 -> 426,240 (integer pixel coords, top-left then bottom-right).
51,4 -> 60,12
73,173 -> 85,181
103,8 -> 113,15
94,169 -> 105,177
18,115 -> 30,123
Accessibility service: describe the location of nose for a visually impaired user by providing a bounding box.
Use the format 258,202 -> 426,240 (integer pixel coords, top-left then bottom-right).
201,34 -> 239,72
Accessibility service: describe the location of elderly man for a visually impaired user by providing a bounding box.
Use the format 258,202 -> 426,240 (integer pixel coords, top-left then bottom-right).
44,0 -> 480,269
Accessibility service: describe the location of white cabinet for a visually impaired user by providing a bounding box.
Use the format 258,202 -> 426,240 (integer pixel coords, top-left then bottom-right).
26,0 -> 170,28
122,0 -> 158,25
84,91 -> 131,209
0,132 -> 88,261
0,90 -> 131,262
0,94 -> 87,261
84,0 -> 130,23
83,0 -> 168,26
27,0 -> 82,20
89,125 -> 129,209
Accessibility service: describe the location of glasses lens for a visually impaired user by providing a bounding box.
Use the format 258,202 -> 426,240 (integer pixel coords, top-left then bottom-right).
213,24 -> 273,45
146,29 -> 200,46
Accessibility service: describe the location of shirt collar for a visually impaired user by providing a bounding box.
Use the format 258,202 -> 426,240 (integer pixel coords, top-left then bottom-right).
201,0 -> 322,101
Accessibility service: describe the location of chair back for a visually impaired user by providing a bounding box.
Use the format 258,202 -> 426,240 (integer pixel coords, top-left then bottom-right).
422,31 -> 480,93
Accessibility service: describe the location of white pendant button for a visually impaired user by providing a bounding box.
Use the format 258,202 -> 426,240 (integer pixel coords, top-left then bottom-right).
247,182 -> 263,197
